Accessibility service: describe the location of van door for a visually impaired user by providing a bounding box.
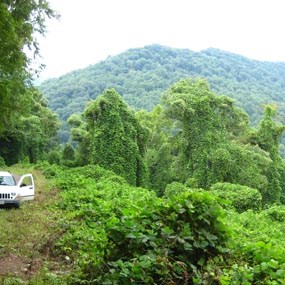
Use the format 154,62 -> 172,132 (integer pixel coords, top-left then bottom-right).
17,174 -> 35,201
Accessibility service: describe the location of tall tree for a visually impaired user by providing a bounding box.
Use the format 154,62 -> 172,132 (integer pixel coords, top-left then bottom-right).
0,1 -> 58,164
162,78 -> 269,191
0,0 -> 56,132
136,105 -> 174,193
249,105 -> 285,204
83,89 -> 147,186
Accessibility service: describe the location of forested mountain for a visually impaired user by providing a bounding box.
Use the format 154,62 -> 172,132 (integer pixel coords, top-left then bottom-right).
40,44 -> 285,127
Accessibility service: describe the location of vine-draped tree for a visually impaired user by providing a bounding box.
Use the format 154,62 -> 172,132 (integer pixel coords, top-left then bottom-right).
249,105 -> 285,204
83,89 -> 147,186
162,78 -> 270,192
136,105 -> 174,193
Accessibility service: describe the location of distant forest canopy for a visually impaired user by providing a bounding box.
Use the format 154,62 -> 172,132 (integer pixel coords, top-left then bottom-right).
39,44 -> 285,135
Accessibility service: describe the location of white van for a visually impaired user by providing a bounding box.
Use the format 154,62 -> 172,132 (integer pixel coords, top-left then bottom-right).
0,171 -> 35,208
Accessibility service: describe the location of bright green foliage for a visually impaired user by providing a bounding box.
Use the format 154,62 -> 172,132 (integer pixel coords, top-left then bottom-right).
164,181 -> 190,198
163,78 -> 228,186
32,162 -> 285,284
263,205 -> 285,222
211,182 -> 262,212
136,105 -> 174,192
42,164 -> 229,284
101,191 -> 228,284
83,89 -> 147,186
220,209 -> 285,284
39,45 -> 285,142
162,78 -> 264,190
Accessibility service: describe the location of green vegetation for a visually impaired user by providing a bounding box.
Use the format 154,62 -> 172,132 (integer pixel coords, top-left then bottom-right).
3,163 -> 285,284
3,76 -> 285,284
0,1 -> 59,165
39,44 -> 285,142
1,3 -> 285,283
0,165 -> 65,285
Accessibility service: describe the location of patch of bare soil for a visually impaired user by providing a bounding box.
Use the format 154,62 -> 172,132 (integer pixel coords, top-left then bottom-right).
0,255 -> 41,278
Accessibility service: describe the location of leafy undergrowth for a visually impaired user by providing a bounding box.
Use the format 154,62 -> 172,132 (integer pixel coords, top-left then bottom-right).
0,164 -> 68,284
39,164 -> 231,284
44,164 -> 285,284
2,163 -> 285,284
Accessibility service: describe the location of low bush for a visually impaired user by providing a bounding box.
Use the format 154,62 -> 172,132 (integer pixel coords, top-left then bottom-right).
164,181 -> 190,197
210,182 -> 262,212
263,205 -> 285,222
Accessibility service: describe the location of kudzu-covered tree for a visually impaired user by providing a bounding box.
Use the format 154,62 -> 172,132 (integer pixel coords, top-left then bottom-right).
249,105 -> 285,204
162,78 -> 270,192
136,105 -> 174,193
83,89 -> 147,186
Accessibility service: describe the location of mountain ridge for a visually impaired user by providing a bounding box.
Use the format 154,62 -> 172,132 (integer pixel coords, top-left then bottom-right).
39,44 -> 285,130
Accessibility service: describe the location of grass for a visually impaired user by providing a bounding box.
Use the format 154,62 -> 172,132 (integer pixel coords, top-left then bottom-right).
0,164 -> 66,284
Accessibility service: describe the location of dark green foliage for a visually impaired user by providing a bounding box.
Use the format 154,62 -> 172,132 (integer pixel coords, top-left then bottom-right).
0,89 -> 60,164
136,105 -> 174,193
210,182 -> 262,212
0,1 -> 58,164
0,156 -> 6,167
249,106 -> 285,204
60,143 -> 75,165
45,149 -> 61,165
62,144 -> 75,160
39,45 -> 285,143
0,0 -> 56,133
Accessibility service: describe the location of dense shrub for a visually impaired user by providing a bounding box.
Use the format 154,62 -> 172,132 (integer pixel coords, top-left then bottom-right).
99,191 -> 229,284
263,205 -> 285,222
39,164 -> 285,284
210,182 -> 262,212
164,181 -> 190,197
47,166 -> 230,284
220,241 -> 285,285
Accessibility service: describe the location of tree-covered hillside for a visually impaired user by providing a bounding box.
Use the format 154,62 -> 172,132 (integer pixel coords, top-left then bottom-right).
40,44 -> 285,126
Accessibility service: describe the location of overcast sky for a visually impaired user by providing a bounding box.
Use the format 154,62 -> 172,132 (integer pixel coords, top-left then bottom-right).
38,0 -> 285,80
